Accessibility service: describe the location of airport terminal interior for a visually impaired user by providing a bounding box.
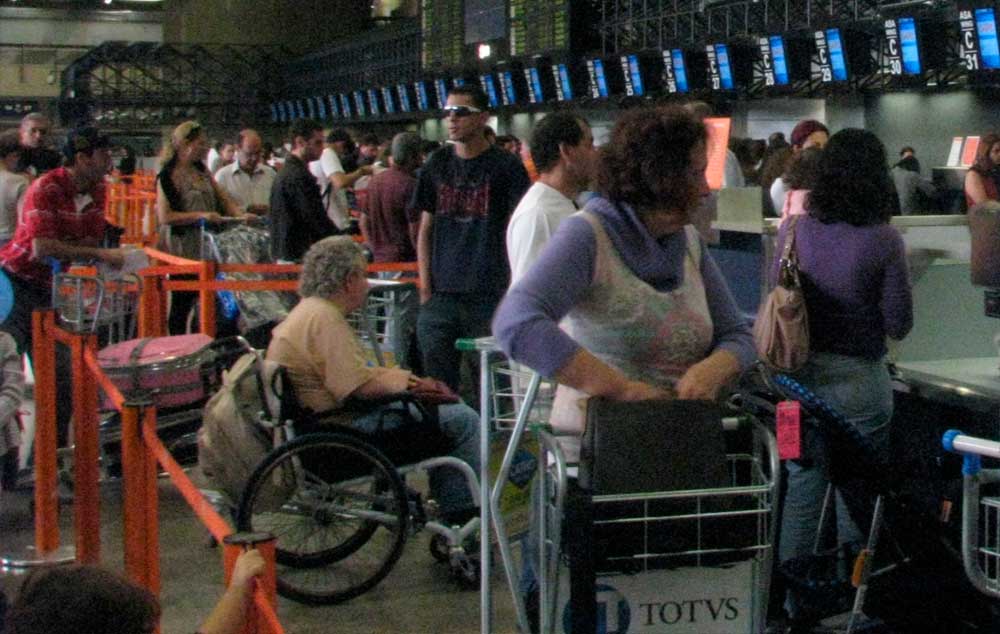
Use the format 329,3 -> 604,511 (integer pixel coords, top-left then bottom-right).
5,1 -> 1000,633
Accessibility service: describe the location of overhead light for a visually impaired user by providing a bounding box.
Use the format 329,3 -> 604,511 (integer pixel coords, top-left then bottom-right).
104,0 -> 113,4
477,43 -> 492,60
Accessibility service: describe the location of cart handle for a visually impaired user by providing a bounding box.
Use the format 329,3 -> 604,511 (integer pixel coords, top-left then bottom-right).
942,430 -> 1000,475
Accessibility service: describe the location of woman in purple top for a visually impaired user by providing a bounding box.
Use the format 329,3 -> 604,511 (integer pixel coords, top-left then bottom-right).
493,107 -> 755,630
773,129 -> 913,630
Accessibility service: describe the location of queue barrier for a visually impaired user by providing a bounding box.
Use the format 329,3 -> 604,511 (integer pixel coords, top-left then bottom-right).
31,250 -> 420,631
31,309 -> 284,634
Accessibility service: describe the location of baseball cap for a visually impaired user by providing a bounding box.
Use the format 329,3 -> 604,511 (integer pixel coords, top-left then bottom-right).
63,127 -> 111,160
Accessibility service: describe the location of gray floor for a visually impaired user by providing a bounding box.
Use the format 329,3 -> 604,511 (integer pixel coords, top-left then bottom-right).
0,476 -> 521,634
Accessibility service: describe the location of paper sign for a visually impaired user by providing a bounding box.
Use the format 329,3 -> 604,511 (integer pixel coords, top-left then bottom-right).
962,135 -> 981,167
705,117 -> 732,191
946,136 -> 964,167
776,400 -> 801,460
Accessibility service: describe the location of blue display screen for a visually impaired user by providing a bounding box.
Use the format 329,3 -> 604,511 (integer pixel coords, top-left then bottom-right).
480,75 -> 500,107
672,49 -> 689,93
770,36 -> 790,85
328,95 -> 339,118
626,54 -> 644,96
898,17 -> 921,75
557,64 -> 573,100
592,59 -> 608,97
353,91 -> 366,116
453,77 -> 465,86
825,28 -> 849,81
500,71 -> 517,104
435,79 -> 449,108
315,96 -> 326,119
397,85 -> 411,112
529,67 -> 544,103
714,44 -> 734,89
366,89 -> 379,116
976,8 -> 1000,69
414,82 -> 429,111
339,94 -> 351,118
296,100 -> 305,119
272,103 -> 280,122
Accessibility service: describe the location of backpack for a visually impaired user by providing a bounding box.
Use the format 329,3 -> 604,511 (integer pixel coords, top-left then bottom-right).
197,352 -> 290,508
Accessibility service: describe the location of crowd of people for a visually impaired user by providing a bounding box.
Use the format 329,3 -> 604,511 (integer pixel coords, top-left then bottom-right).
0,87 -> 933,633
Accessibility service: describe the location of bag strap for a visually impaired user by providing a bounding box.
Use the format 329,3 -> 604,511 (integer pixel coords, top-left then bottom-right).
781,214 -> 800,262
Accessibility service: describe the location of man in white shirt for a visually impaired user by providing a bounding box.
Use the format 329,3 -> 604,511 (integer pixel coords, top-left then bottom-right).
308,129 -> 372,231
506,112 -> 597,284
214,129 -> 275,215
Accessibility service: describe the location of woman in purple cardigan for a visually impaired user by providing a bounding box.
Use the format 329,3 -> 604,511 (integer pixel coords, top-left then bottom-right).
773,129 -> 913,631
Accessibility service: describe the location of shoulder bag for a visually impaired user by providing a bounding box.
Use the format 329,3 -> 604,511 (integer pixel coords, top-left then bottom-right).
753,215 -> 810,372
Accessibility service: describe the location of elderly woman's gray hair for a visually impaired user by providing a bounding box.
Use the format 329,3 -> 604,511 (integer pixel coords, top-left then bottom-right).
298,236 -> 367,298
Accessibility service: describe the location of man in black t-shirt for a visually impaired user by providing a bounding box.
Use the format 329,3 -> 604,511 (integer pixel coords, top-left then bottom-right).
413,85 -> 531,393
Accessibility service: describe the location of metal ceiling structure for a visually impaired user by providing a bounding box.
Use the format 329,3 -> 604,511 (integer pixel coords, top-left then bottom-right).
58,41 -> 290,128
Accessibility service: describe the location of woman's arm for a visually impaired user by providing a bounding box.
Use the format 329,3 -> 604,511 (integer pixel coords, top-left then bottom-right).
555,348 -> 670,401
156,180 -> 222,227
966,169 -> 990,205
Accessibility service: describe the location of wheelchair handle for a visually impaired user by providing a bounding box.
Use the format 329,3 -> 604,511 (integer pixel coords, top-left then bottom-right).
943,430 -> 1000,476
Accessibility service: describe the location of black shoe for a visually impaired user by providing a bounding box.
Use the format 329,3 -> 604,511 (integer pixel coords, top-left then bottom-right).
524,588 -> 540,634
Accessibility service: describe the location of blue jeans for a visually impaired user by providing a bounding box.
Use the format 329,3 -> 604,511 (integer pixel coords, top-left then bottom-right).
351,401 -> 481,517
416,293 -> 497,394
778,352 -> 892,618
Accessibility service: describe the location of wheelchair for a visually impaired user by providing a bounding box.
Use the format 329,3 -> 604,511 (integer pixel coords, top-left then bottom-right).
230,350 -> 483,606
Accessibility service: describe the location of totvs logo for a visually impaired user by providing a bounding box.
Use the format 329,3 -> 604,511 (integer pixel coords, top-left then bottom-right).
562,584 -> 742,632
637,598 -> 741,627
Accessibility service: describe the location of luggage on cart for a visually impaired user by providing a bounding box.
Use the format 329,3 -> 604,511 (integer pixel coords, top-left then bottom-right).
97,334 -> 217,408
549,398 -> 779,634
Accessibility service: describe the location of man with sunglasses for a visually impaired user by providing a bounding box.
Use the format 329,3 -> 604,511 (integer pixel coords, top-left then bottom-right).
413,85 -> 531,395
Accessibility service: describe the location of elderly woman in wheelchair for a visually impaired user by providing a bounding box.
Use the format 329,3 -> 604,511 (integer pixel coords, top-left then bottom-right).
235,235 -> 482,604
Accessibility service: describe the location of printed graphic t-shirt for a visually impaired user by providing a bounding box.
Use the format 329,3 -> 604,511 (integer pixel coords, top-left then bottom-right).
412,144 -> 530,300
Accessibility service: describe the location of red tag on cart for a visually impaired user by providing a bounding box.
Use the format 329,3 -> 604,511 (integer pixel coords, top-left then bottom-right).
776,400 -> 801,460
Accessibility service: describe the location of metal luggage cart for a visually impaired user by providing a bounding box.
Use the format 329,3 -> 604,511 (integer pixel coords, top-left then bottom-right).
347,279 -> 419,369
537,414 -> 779,634
943,430 -> 1000,599
52,268 -> 141,343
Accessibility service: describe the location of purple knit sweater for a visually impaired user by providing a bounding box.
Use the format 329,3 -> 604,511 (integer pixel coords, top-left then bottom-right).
772,215 -> 913,359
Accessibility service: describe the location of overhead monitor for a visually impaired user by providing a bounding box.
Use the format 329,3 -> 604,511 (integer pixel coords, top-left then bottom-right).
586,57 -> 609,98
524,65 -> 546,103
339,94 -> 352,118
498,69 -> 522,105
367,88 -> 381,116
759,35 -> 790,86
621,54 -> 644,96
272,103 -> 281,122
885,17 -> 922,76
815,28 -> 849,82
413,81 -> 431,111
976,7 -> 1000,69
396,84 -> 413,113
479,74 -> 500,107
661,48 -> 690,93
315,96 -> 326,119
706,43 -> 734,90
434,78 -> 450,108
353,91 -> 367,117
327,94 -> 340,119
381,87 -> 396,114
552,62 -> 575,101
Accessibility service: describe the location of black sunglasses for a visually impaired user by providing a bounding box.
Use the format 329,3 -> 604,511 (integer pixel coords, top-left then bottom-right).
442,105 -> 483,118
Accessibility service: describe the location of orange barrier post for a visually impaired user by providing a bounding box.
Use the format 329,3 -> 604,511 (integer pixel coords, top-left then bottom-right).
32,310 -> 59,554
199,259 -> 218,336
70,332 -> 101,564
121,402 -> 159,592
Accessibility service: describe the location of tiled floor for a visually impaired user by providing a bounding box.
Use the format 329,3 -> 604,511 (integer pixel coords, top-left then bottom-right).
0,477 -> 521,634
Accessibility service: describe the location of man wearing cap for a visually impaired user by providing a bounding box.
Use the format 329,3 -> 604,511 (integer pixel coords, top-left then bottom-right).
413,84 -> 531,394
15,112 -> 62,178
0,127 -> 123,444
770,119 -> 829,214
309,129 -> 372,231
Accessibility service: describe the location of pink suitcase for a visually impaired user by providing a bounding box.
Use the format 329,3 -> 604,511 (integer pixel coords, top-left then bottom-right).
97,334 -> 216,409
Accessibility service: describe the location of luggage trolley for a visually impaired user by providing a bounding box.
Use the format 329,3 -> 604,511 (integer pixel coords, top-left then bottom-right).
943,430 -> 1000,599
536,413 -> 779,634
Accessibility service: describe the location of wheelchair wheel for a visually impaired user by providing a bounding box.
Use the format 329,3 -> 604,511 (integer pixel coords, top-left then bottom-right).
236,431 -> 409,605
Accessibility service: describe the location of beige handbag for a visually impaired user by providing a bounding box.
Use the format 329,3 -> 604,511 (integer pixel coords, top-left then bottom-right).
753,215 -> 810,372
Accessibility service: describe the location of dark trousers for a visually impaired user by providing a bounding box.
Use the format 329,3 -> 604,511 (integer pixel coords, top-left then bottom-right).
416,293 -> 497,395
3,273 -> 72,446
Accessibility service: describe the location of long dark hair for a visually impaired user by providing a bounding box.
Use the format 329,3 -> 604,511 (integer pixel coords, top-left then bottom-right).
972,133 -> 1000,176
808,129 -> 893,226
